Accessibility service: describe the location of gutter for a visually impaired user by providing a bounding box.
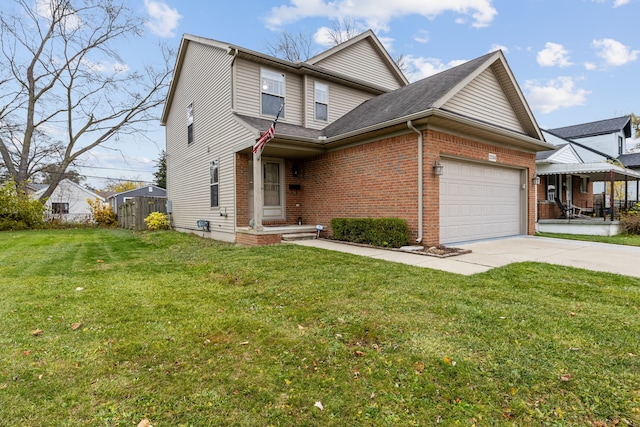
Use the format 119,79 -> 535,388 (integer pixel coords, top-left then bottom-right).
407,120 -> 423,243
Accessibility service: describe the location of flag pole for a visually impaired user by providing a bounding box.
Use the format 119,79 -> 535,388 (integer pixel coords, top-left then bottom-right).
252,102 -> 284,231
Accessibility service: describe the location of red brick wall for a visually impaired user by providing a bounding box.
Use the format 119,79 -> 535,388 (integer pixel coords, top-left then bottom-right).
301,129 -> 536,246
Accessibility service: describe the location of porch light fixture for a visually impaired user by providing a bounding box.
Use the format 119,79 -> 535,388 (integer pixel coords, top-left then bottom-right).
433,160 -> 444,176
532,175 -> 540,185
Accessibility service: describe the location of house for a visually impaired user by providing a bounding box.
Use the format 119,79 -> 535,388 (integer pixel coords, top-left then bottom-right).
107,185 -> 167,213
32,179 -> 104,222
547,115 -> 632,159
161,30 -> 554,246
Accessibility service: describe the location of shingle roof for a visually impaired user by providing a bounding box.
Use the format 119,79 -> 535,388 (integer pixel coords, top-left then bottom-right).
324,51 -> 497,138
536,144 -> 566,160
548,116 -> 632,139
618,152 -> 640,168
235,114 -> 325,141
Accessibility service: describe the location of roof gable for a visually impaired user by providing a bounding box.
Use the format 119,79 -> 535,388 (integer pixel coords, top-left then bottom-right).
537,143 -> 583,164
325,50 -> 543,141
549,115 -> 632,139
33,179 -> 104,201
307,30 -> 408,90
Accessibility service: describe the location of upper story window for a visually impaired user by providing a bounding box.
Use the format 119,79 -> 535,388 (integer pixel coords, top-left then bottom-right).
261,69 -> 285,117
618,136 -> 624,155
315,82 -> 328,121
187,103 -> 194,144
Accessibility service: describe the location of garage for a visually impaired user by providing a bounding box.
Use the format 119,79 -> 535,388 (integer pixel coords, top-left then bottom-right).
440,159 -> 524,244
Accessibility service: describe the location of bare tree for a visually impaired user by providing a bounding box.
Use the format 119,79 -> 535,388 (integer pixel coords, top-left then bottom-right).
266,31 -> 314,62
325,17 -> 360,46
0,0 -> 172,200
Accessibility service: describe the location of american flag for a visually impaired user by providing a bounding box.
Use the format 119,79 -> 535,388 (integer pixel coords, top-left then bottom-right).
253,104 -> 283,155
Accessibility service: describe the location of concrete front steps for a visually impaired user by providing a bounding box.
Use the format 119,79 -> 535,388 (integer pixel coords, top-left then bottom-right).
281,232 -> 317,241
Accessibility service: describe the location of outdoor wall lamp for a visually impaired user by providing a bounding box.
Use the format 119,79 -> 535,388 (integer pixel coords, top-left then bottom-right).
433,160 -> 444,176
532,175 -> 540,185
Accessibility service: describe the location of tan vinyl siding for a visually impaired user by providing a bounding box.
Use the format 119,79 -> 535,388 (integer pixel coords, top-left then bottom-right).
305,79 -> 376,130
313,39 -> 402,91
444,68 -> 525,134
165,41 -> 243,241
234,58 -> 303,126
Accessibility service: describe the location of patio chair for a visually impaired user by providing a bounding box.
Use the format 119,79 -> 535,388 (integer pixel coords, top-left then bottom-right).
554,197 -> 568,218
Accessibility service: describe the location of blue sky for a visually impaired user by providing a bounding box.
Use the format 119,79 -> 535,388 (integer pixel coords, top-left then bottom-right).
27,0 -> 640,186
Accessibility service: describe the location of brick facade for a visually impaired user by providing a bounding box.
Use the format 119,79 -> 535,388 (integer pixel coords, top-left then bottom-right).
236,128 -> 536,246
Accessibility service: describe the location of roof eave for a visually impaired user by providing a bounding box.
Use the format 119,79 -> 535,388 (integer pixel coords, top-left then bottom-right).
323,108 -> 553,152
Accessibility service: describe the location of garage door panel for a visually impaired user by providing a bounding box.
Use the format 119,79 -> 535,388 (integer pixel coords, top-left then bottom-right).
440,159 -> 522,244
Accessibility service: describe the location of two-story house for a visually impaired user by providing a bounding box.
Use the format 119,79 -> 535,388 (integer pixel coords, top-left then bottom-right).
161,30 -> 553,246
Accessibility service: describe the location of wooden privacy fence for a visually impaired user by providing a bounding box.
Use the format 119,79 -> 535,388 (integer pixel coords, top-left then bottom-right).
118,196 -> 167,231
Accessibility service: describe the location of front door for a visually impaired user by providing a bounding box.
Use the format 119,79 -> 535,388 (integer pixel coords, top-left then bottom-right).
248,158 -> 285,221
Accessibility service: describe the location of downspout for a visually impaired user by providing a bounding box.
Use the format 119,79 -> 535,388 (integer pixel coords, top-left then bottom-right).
407,120 -> 423,243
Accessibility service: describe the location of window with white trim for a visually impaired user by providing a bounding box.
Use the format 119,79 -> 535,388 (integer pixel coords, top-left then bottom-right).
210,159 -> 219,208
261,69 -> 285,117
314,82 -> 328,121
51,202 -> 69,214
618,136 -> 624,155
187,103 -> 194,144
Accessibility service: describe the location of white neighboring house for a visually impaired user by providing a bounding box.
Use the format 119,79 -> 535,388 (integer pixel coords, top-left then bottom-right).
33,179 -> 104,222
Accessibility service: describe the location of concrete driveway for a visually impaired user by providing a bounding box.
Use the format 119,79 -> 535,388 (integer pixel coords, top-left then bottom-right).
289,236 -> 640,277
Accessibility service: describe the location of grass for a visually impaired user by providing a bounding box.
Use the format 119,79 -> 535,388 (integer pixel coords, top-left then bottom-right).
537,232 -> 640,247
1,228 -> 639,426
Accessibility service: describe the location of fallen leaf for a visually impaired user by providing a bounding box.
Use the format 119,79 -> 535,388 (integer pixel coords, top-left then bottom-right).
137,419 -> 151,427
355,350 -> 365,357
23,350 -> 31,356
298,324 -> 305,330
569,312 -> 576,317
38,374 -> 43,380
314,401 -> 324,411
71,322 -> 82,331
31,329 -> 44,336
96,259 -> 104,263
560,373 -> 573,382
414,361 -> 425,373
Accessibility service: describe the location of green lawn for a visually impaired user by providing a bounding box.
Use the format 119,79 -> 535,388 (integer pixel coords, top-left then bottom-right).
1,229 -> 638,426
537,232 -> 640,247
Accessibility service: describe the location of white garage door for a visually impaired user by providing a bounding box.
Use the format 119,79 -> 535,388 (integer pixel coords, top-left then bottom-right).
440,159 -> 523,244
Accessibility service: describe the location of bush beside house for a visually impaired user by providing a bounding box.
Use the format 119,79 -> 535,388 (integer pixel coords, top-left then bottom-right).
331,218 -> 410,248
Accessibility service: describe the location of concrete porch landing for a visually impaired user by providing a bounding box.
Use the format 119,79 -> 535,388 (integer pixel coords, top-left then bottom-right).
537,218 -> 619,236
236,225 -> 319,245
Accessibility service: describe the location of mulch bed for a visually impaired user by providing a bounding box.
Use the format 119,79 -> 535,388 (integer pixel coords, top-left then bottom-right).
320,239 -> 472,258
397,245 -> 472,258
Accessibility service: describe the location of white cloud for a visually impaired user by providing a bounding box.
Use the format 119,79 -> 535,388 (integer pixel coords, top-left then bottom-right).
537,42 -> 573,67
525,77 -> 590,114
592,0 -> 631,6
35,0 -> 82,31
489,43 -> 508,53
144,0 -> 182,38
584,62 -> 597,70
404,55 -> 468,82
414,30 -> 430,44
592,38 -> 639,66
264,0 -> 497,32
81,59 -> 129,74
